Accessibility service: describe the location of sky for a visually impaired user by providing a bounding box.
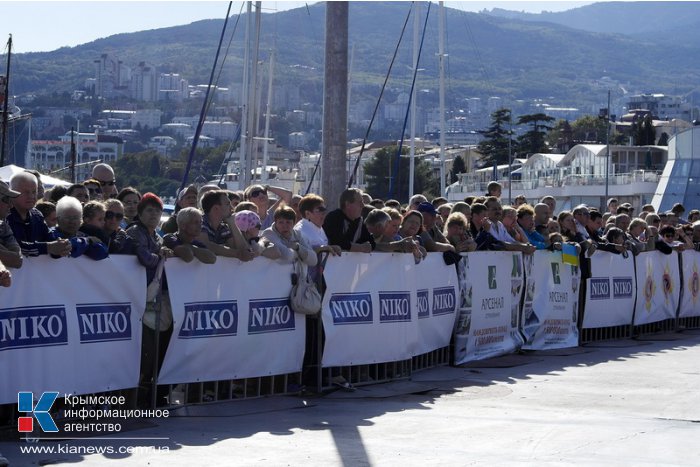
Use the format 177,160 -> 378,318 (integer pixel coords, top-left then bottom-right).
1,1 -> 594,53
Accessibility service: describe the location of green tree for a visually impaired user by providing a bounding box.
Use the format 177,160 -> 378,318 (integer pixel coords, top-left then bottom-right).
570,115 -> 609,143
516,113 -> 555,156
548,119 -> 574,153
363,145 -> 438,203
477,108 -> 514,167
450,154 -> 467,184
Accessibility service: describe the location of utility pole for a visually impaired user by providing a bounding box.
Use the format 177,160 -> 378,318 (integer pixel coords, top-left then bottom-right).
1,35 -> 12,167
322,2 -> 348,208
604,90 -> 611,204
438,2 -> 446,196
409,2 -> 420,199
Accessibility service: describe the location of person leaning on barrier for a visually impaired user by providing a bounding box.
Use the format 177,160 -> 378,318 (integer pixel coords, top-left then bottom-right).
79,200 -> 110,245
381,207 -> 403,241
517,205 -> 547,250
558,210 -> 601,256
7,171 -> 72,258
125,193 -> 175,281
323,187 -> 375,253
102,198 -> 128,254
533,202 -> 551,232
412,203 -> 456,253
0,258 -> 11,287
502,206 -> 529,244
485,197 -> 535,254
197,190 -> 256,262
443,212 -> 476,253
49,196 -> 108,260
234,210 -> 281,260
397,210 -> 429,261
469,203 -> 505,251
294,194 -> 341,257
163,207 -> 217,264
117,187 -> 142,228
0,180 -> 23,268
161,184 -> 198,235
262,205 -> 317,266
540,195 -> 556,219
365,208 -> 420,254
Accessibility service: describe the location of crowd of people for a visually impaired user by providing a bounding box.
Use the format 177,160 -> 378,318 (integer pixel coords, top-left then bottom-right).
2,165 -> 700,415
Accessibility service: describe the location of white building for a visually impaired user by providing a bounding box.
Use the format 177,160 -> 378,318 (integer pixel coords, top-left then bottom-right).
132,109 -> 162,130
626,93 -> 694,122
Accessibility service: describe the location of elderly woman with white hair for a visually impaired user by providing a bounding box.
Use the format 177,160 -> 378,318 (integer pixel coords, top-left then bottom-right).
162,207 -> 217,264
49,196 -> 108,260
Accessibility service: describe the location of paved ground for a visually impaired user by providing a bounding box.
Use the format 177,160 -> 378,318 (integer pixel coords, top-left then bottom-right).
3,332 -> 700,466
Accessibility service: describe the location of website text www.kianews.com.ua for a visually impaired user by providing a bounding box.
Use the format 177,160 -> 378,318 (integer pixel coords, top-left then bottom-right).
20,443 -> 170,455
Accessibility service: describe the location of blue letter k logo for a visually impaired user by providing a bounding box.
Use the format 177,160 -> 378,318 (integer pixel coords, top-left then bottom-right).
18,392 -> 59,432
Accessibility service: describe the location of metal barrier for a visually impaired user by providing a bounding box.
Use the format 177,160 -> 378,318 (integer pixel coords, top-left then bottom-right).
580,325 -> 633,344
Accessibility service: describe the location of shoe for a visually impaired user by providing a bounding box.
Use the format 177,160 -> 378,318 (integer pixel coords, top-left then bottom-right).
331,376 -> 355,391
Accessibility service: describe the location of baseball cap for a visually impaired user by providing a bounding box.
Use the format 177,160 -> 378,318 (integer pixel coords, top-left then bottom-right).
0,180 -> 20,198
416,202 -> 438,216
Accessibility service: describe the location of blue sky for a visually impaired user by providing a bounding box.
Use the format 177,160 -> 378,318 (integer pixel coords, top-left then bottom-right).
2,1 -> 593,53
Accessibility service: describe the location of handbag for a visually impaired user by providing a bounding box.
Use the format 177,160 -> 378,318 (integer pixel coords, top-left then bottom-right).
143,258 -> 173,331
290,260 -> 322,315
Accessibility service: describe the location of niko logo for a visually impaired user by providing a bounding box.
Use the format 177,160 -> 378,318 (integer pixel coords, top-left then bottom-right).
18,391 -> 59,433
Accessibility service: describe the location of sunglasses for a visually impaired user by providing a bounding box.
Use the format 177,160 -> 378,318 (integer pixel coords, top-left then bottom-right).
250,189 -> 266,198
315,206 -> 327,212
88,187 -> 102,195
105,211 -> 124,220
99,180 -> 116,187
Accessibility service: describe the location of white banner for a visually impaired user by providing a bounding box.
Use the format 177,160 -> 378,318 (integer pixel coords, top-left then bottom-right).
522,251 -> 580,350
582,251 -> 637,328
159,257 -> 304,385
0,256 -> 144,404
321,253 -> 458,367
454,252 -> 524,364
634,251 -> 680,325
679,250 -> 700,318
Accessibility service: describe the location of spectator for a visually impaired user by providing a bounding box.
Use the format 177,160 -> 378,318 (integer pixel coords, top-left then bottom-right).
381,207 -> 403,241
235,201 -> 258,213
227,190 -> 243,210
585,210 -> 605,242
517,204 -> 547,250
558,210 -> 597,256
397,210 -> 428,261
417,202 -> 448,243
485,196 -> 535,254
469,203 -> 504,251
687,209 -> 700,223
437,203 -> 452,230
244,184 -> 293,230
92,163 -> 118,199
450,201 -> 471,221
572,205 -> 591,240
25,169 -> 45,201
384,199 -> 402,210
83,178 -> 103,201
103,198 -> 127,254
0,258 -> 10,287
262,205 -> 317,265
233,210 -> 280,260
117,187 -> 142,227
196,184 -> 220,208
540,195 -> 556,218
197,190 -> 255,261
7,172 -> 71,258
672,203 -> 688,224
502,206 -> 529,244
365,208 -> 419,253
290,194 -> 303,222
50,196 -> 108,260
486,181 -> 502,198
606,197 -> 619,215
691,221 -> 700,246
323,187 -> 375,252
294,194 -> 341,257
79,200 -> 109,244
534,203 -> 550,231
443,212 -> 476,253
0,180 -> 23,268
161,184 -> 198,235
163,207 -> 217,264
369,198 -> 385,209
361,192 -> 373,206
407,194 -> 428,212
513,194 -> 527,208
48,184 -> 67,204
35,200 -> 57,229
67,183 -> 89,204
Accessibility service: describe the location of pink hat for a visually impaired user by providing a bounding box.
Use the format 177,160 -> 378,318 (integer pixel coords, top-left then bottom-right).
234,210 -> 261,232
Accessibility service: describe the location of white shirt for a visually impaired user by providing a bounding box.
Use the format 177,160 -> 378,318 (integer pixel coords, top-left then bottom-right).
294,218 -> 329,249
489,221 -> 516,243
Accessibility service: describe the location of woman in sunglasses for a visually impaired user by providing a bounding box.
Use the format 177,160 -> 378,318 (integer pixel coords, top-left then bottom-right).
102,198 -> 128,254
293,194 -> 341,257
243,184 -> 292,230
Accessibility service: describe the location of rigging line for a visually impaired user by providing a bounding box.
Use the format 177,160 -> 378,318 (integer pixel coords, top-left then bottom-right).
202,2 -> 245,125
179,1 -> 233,193
347,2 -> 414,189
305,154 -> 321,195
461,13 -> 495,96
388,1 -> 432,199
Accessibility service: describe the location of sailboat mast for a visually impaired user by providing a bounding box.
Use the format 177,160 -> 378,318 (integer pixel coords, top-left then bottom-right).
438,2 -> 446,196
262,51 -> 275,183
409,3 -> 420,198
239,1 -> 252,186
1,35 -> 12,167
243,1 -> 262,187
